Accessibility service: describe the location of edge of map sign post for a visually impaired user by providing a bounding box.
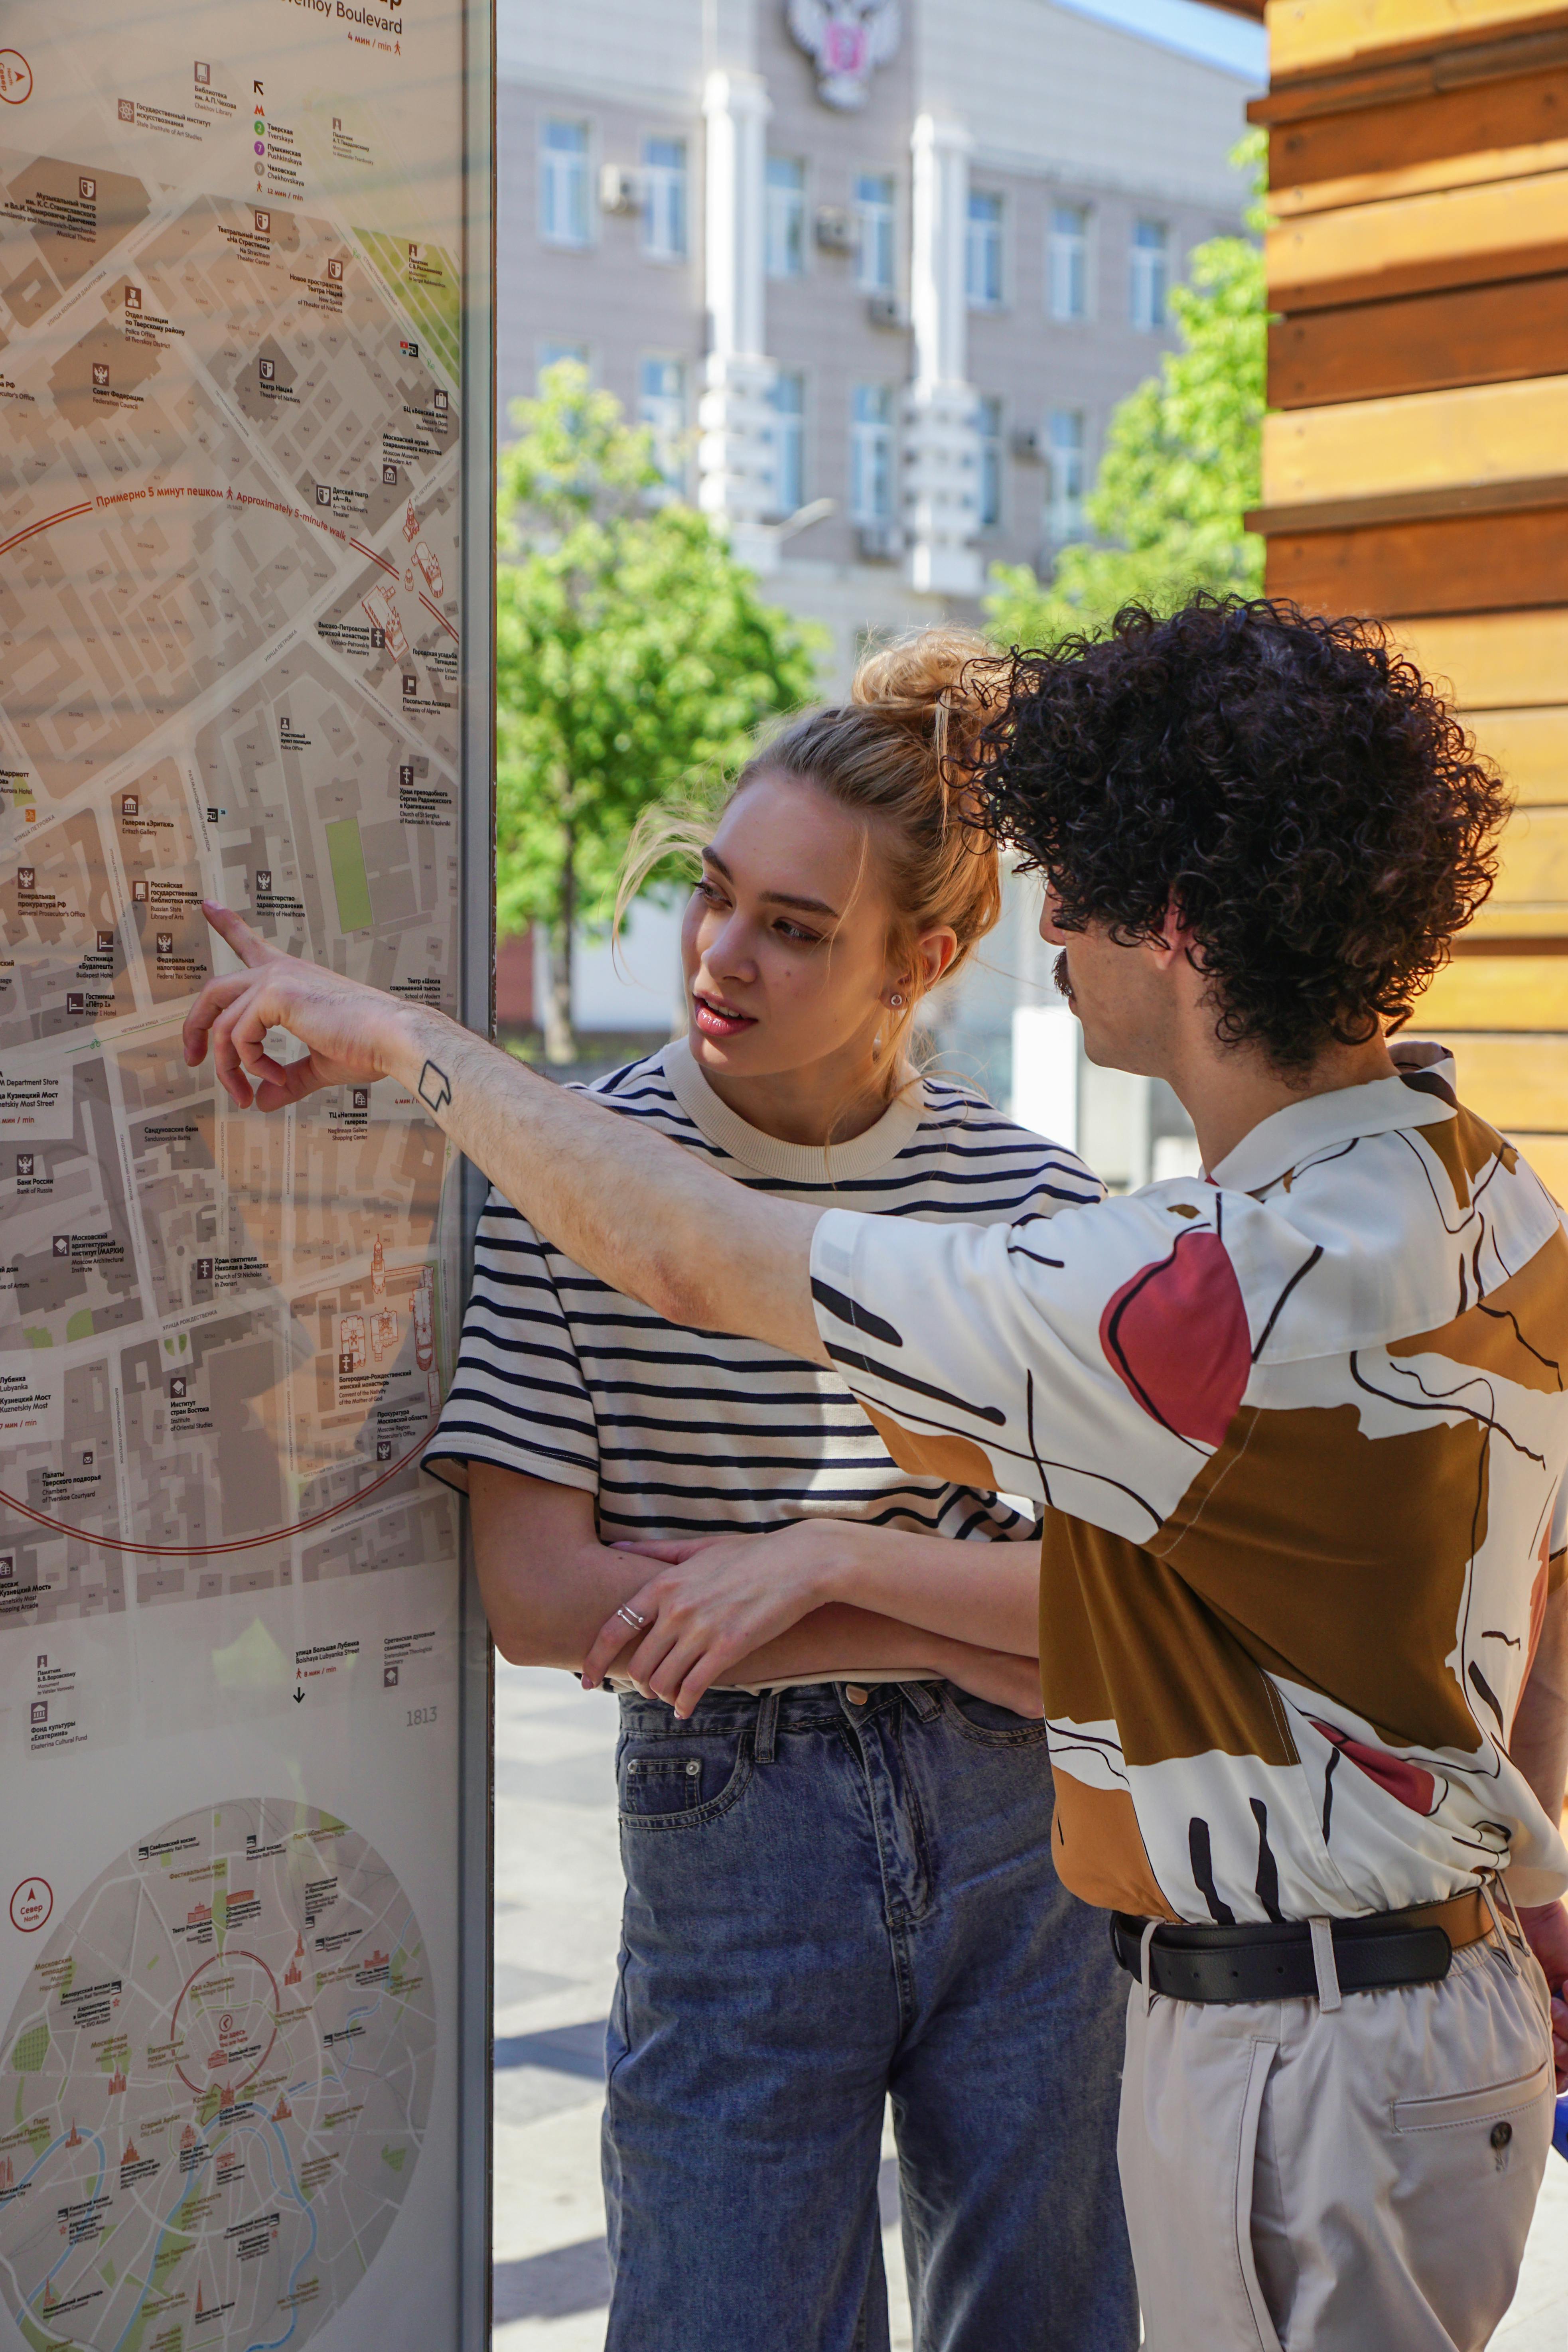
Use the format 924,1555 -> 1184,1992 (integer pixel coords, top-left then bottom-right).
456,1 -> 498,2344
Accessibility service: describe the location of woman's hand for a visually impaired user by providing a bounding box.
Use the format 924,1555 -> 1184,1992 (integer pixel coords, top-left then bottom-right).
1518,1899 -> 1568,2091
580,1522 -> 850,1714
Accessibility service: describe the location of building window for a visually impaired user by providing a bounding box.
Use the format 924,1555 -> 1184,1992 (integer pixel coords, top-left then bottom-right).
540,119 -> 590,247
1046,408 -> 1086,540
639,357 -> 687,490
642,136 -> 687,261
1130,218 -> 1169,330
1048,203 -> 1089,321
769,372 -> 805,516
766,158 -> 806,279
536,341 -> 588,386
977,396 -> 1003,530
965,190 -> 1004,309
856,172 -> 895,292
850,384 -> 895,524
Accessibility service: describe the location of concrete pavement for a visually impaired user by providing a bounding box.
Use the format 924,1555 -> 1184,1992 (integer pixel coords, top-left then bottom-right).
490,1660 -> 1568,2350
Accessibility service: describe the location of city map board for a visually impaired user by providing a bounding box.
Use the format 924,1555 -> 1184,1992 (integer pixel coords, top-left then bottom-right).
0,4 -> 489,2346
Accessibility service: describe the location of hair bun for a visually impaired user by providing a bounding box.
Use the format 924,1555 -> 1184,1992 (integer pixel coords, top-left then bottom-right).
850,627 -> 1005,782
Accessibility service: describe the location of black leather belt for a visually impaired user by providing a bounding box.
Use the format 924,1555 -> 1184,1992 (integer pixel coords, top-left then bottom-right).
1110,1889 -> 1491,2005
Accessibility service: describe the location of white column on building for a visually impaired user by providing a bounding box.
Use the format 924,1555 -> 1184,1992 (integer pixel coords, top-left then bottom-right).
699,67 -> 779,575
904,112 -> 982,597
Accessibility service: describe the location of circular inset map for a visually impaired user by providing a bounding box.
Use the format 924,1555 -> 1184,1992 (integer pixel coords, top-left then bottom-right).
0,1799 -> 435,2348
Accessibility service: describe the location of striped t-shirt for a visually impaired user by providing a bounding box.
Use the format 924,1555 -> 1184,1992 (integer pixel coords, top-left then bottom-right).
423,1037 -> 1100,1588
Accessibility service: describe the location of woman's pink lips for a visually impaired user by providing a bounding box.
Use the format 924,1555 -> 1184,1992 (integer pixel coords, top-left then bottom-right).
693,995 -> 757,1038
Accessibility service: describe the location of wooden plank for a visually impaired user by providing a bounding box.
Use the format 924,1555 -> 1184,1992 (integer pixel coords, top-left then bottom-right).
1268,274 -> 1568,408
1269,67 -> 1568,196
1440,1032 -> 1568,1126
1416,956 -> 1568,1026
1505,1133 -> 1568,1190
1493,806 -> 1568,900
1261,373 -> 1568,510
1276,136 -> 1568,218
1267,168 -> 1568,308
1264,502 -> 1568,615
1387,609 -> 1568,707
1467,705 -> 1568,799
1466,901 -> 1568,936
1268,0 -> 1568,81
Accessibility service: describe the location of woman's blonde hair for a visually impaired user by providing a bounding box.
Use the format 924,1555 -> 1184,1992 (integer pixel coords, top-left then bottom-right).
616,626 -> 1008,1099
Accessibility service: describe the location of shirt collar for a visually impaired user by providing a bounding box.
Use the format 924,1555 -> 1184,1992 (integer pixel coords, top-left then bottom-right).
1205,1039 -> 1459,1195
661,1035 -> 926,1182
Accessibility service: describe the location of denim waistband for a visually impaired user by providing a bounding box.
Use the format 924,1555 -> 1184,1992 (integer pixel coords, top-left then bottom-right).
616,1679 -> 944,1737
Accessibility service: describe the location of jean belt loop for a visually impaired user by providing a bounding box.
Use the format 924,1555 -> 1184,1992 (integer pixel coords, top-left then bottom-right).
900,1680 -> 941,1724
753,1688 -> 779,1766
1308,1917 -> 1343,2013
1139,1920 -> 1160,2017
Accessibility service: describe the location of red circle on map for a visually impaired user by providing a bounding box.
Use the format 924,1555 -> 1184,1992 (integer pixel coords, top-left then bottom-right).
172,1950 -> 281,2097
0,51 -> 33,104
10,1879 -> 52,1933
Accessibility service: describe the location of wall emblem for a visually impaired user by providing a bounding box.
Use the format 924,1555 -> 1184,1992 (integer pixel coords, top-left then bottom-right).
786,0 -> 901,109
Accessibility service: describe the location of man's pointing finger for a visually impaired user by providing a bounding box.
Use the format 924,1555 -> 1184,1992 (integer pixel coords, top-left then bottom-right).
201,900 -> 272,969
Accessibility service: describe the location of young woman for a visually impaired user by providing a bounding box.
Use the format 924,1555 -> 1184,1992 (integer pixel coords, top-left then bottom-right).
422,632 -> 1138,2352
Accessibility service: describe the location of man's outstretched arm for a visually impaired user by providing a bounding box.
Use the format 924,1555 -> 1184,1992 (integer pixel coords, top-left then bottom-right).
183,906 -> 826,1362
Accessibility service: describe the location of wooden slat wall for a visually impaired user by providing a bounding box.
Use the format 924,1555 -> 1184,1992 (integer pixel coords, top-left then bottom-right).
1254,0 -> 1568,1180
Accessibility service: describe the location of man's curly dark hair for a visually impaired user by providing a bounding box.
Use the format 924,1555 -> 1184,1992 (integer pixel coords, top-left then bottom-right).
969,597 -> 1509,1073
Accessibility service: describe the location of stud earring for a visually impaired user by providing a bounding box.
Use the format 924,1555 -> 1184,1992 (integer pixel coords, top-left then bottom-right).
890,992 -> 904,1007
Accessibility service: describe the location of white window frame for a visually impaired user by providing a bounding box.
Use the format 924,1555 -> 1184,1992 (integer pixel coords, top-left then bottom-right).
855,172 -> 896,294
642,135 -> 687,262
540,118 -> 592,248
765,157 -> 807,280
768,371 -> 806,518
1130,218 -> 1169,331
1046,408 -> 1086,541
965,189 -> 1005,311
638,355 -> 688,492
976,396 -> 1003,531
1047,202 -> 1090,323
850,384 -> 896,525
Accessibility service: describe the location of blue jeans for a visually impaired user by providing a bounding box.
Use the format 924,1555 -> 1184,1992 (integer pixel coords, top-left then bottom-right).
603,1679 -> 1137,2352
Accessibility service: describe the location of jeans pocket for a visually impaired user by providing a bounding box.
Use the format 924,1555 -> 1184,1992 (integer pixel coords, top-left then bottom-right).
616,1732 -> 751,1830
938,1684 -> 1051,1746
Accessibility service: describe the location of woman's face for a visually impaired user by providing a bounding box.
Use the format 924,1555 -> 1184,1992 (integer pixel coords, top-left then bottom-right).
680,771 -> 911,1084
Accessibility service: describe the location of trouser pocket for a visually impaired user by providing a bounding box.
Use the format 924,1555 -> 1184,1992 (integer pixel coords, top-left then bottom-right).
1234,2038 -> 1286,2352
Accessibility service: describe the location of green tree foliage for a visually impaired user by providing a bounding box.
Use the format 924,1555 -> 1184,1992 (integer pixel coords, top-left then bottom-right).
495,363 -> 821,1061
986,135 -> 1266,649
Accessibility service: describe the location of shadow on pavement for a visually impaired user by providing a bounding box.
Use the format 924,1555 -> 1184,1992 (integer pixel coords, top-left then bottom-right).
494,2236 -> 613,2322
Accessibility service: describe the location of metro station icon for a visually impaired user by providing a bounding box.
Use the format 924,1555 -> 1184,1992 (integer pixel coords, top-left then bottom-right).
125,286 -> 142,311
93,363 -> 109,388
170,1375 -> 187,1401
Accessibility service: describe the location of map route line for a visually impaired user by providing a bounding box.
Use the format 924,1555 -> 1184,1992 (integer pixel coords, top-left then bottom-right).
417,589 -> 458,643
0,1429 -> 432,1557
350,537 -> 399,578
0,500 -> 96,560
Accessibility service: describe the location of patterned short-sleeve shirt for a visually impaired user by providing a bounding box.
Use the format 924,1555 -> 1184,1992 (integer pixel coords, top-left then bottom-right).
809,1040 -> 1568,1922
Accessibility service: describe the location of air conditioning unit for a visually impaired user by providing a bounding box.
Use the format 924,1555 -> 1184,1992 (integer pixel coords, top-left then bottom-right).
1009,426 -> 1043,462
857,522 -> 901,562
865,293 -> 906,330
600,164 -> 641,215
814,205 -> 855,254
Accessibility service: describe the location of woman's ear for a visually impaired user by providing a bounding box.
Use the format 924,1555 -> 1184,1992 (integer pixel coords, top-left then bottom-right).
883,928 -> 957,1009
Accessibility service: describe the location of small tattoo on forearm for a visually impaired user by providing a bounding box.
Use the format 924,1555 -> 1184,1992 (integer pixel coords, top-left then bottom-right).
418,1059 -> 453,1114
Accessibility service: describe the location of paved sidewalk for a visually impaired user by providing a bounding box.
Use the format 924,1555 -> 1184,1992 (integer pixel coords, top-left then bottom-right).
490,1660 -> 1568,2350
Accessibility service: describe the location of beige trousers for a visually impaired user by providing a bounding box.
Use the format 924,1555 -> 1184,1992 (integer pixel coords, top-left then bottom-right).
1118,1930 -> 1556,2351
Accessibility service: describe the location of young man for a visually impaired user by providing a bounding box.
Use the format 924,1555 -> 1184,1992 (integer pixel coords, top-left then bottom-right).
183,600 -> 1568,2350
